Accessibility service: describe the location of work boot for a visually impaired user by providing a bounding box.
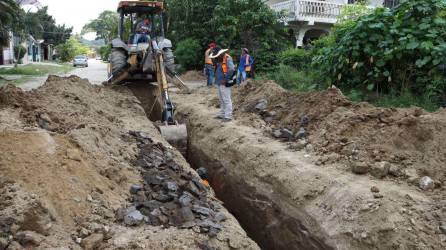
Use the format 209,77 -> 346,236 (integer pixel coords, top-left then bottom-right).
222,118 -> 232,122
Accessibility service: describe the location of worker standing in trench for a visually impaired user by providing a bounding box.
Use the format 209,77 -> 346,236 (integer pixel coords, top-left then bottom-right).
210,47 -> 235,122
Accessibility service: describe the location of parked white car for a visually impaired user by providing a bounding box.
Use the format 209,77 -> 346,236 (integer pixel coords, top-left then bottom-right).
73,55 -> 88,67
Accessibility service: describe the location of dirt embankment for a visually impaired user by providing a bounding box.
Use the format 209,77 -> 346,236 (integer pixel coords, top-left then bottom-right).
173,79 -> 446,250
233,80 -> 446,186
0,76 -> 258,249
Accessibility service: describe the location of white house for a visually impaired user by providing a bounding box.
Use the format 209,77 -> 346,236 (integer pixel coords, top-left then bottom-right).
266,0 -> 400,47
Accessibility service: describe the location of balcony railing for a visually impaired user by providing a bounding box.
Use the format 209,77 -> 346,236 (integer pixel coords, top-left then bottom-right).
270,0 -> 345,24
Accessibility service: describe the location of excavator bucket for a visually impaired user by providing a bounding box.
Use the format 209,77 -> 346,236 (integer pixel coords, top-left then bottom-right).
159,123 -> 188,156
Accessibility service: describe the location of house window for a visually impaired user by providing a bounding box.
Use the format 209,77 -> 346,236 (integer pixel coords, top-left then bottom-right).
383,0 -> 400,8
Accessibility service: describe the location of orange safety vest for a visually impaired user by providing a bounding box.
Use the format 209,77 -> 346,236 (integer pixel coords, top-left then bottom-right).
245,54 -> 251,72
205,48 -> 213,65
222,54 -> 232,74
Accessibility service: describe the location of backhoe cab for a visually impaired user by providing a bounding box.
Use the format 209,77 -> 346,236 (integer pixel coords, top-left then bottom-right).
108,1 -> 174,83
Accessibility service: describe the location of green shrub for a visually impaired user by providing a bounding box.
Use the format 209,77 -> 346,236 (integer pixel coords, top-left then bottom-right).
56,37 -> 90,62
278,48 -> 310,69
14,45 -> 26,60
175,38 -> 202,71
313,0 -> 446,110
267,64 -> 319,91
98,45 -> 111,60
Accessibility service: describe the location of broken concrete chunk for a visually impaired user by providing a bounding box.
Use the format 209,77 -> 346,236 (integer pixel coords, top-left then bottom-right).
15,231 -> 44,246
370,186 -> 380,193
80,233 -> 104,250
255,99 -> 268,111
370,161 -> 390,179
66,148 -> 82,161
123,210 -> 144,226
351,162 -> 369,175
129,184 -> 143,194
419,176 -> 434,191
295,127 -> 306,139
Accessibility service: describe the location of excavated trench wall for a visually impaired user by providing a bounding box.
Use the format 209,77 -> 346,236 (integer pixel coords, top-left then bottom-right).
179,117 -> 333,250
187,143 -> 332,250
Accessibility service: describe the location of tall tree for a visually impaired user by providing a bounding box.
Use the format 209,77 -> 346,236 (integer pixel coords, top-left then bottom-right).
82,11 -> 119,43
0,0 -> 22,46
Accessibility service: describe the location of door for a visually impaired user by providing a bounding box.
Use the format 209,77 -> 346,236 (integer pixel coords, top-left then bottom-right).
0,48 -> 3,65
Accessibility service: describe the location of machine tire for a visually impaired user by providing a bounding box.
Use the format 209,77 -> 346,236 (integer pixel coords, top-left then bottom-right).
110,48 -> 127,75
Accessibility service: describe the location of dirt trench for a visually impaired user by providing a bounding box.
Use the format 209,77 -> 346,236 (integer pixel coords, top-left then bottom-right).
171,79 -> 446,250
0,76 -> 259,249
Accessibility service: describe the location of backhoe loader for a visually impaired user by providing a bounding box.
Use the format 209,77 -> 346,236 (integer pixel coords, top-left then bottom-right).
107,0 -> 187,154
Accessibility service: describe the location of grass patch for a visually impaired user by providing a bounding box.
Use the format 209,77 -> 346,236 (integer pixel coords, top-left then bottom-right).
262,64 -> 326,92
0,64 -> 72,76
0,75 -> 35,87
372,92 -> 439,112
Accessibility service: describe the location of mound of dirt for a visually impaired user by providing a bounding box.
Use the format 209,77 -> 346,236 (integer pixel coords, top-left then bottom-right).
234,80 -> 446,185
181,71 -> 206,82
0,76 -> 258,249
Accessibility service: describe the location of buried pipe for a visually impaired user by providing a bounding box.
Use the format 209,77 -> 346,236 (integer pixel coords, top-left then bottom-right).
185,133 -> 333,250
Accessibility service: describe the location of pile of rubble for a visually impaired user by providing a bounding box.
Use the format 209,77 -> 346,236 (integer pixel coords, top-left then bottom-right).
117,131 -> 226,237
250,99 -> 307,142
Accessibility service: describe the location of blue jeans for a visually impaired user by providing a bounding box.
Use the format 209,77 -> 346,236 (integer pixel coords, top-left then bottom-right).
236,69 -> 246,85
205,64 -> 215,86
133,33 -> 148,44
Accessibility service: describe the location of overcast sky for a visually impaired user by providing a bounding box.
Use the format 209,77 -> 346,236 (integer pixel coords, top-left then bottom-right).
29,0 -> 121,40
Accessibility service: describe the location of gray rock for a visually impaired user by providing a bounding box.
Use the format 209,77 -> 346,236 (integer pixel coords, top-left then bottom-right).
295,127 -> 306,139
351,162 -> 369,175
124,210 -> 144,226
0,237 -> 9,249
255,99 -> 268,111
80,233 -> 104,250
440,222 -> 446,234
272,129 -> 282,138
419,176 -> 434,191
370,161 -> 390,179
192,205 -> 211,216
265,110 -> 277,117
179,192 -> 193,207
129,184 -> 143,194
280,128 -> 294,140
164,181 -> 179,192
264,116 -> 273,123
214,212 -> 227,222
142,200 -> 162,211
180,207 -> 195,222
300,115 -> 309,126
15,231 -> 44,246
388,164 -> 402,177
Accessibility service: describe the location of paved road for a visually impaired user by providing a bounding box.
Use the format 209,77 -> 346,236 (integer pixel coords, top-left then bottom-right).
19,59 -> 108,91
68,59 -> 108,85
